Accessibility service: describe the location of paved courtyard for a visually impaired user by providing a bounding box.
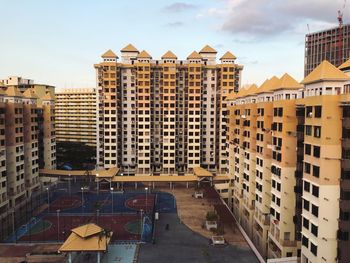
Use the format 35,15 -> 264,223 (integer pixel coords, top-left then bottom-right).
159,185 -> 248,247
138,213 -> 258,263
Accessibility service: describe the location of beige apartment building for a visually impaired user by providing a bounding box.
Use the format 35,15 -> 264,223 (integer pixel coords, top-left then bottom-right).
226,59 -> 350,262
94,44 -> 243,175
0,78 -> 56,241
55,88 -> 96,146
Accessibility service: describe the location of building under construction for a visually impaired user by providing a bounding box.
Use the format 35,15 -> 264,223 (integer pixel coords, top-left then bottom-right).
305,24 -> 350,76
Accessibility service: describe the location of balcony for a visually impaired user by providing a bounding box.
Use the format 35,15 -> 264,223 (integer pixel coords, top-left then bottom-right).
281,239 -> 297,247
341,179 -> 350,191
268,239 -> 282,258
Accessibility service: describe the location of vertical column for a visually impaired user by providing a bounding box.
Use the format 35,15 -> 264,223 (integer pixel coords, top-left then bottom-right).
162,64 -> 176,174
136,63 -> 151,174
187,63 -> 201,171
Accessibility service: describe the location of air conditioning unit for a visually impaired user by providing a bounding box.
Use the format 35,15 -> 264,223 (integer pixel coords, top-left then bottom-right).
241,115 -> 246,119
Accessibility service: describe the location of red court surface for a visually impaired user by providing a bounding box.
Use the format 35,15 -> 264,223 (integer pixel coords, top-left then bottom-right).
50,195 -> 82,211
125,195 -> 155,213
19,214 -> 143,242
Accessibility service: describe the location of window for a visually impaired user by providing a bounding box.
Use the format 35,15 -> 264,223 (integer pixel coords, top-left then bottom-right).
314,106 -> 322,118
310,242 -> 317,256
311,204 -> 319,217
306,106 -> 313,117
313,146 -> 320,158
302,236 -> 309,248
312,185 -> 319,197
304,199 -> 310,210
304,162 -> 311,174
304,181 -> 310,192
303,217 -> 309,229
305,144 -> 311,155
311,223 -> 318,237
305,125 -> 312,136
314,126 -> 321,138
313,165 -> 320,178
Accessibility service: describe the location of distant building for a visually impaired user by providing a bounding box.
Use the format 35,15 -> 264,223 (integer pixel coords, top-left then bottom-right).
94,44 -> 243,175
0,78 -> 56,241
55,88 -> 97,147
304,24 -> 350,76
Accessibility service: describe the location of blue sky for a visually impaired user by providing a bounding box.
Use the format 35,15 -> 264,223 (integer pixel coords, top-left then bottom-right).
0,0 -> 348,88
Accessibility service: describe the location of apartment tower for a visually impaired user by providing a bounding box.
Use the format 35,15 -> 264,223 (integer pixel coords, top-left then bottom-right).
94,44 -> 243,175
0,80 -> 56,241
305,24 -> 350,76
55,88 -> 97,146
227,59 -> 350,262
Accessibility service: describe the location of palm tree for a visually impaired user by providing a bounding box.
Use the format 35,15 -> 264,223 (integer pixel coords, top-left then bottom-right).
98,228 -> 113,251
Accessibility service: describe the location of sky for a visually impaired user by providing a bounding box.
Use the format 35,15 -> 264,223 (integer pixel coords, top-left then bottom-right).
0,0 -> 348,89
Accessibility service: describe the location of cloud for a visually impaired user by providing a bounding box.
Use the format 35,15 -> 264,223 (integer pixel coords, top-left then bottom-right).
238,56 -> 259,65
204,0 -> 347,38
214,43 -> 224,49
164,2 -> 196,13
166,21 -> 184,27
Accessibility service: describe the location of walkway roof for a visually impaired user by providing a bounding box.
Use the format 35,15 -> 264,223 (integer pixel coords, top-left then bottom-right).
39,167 -> 119,178
59,223 -> 112,252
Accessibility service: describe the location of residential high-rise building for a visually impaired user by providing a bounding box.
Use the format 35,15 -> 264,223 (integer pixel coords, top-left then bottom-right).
0,80 -> 56,241
304,24 -> 350,77
55,88 -> 97,147
94,44 -> 243,175
226,59 -> 350,262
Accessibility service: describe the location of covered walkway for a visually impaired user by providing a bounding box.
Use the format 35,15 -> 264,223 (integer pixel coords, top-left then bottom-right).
39,167 -> 229,190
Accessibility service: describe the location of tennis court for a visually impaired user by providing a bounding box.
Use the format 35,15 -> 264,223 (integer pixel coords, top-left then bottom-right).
4,188 -> 175,244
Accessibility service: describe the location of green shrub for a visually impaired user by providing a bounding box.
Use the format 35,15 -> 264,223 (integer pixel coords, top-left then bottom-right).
206,211 -> 218,221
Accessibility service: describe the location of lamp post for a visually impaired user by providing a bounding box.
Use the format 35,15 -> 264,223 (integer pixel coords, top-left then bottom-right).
46,187 -> 50,213
11,209 -> 16,243
110,187 -> 114,214
145,187 -> 148,213
140,209 -> 143,240
68,174 -> 71,196
57,209 -> 60,241
96,173 -> 99,194
81,187 -> 84,213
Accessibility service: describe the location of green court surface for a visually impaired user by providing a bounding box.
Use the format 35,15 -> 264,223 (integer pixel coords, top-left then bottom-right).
25,220 -> 52,236
124,220 -> 142,235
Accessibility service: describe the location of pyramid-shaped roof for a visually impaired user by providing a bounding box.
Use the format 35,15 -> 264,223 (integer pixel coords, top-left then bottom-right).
235,85 -> 251,98
220,51 -> 236,60
137,50 -> 152,59
72,223 -> 103,238
187,51 -> 202,60
245,84 -> 259,96
121,44 -> 139,52
199,45 -> 217,53
256,77 -> 279,94
101,49 -> 118,58
42,92 -> 55,101
161,50 -> 177,59
272,73 -> 302,91
5,86 -> 23,97
225,92 -> 237,101
302,60 -> 350,84
339,58 -> 350,70
23,89 -> 39,99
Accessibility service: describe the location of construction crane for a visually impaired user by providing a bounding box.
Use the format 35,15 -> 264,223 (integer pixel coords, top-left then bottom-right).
337,0 -> 346,65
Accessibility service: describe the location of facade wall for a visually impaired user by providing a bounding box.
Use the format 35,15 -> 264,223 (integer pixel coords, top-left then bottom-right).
227,64 -> 350,262
305,24 -> 350,76
0,82 -> 56,231
95,46 -> 243,174
55,88 -> 96,146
